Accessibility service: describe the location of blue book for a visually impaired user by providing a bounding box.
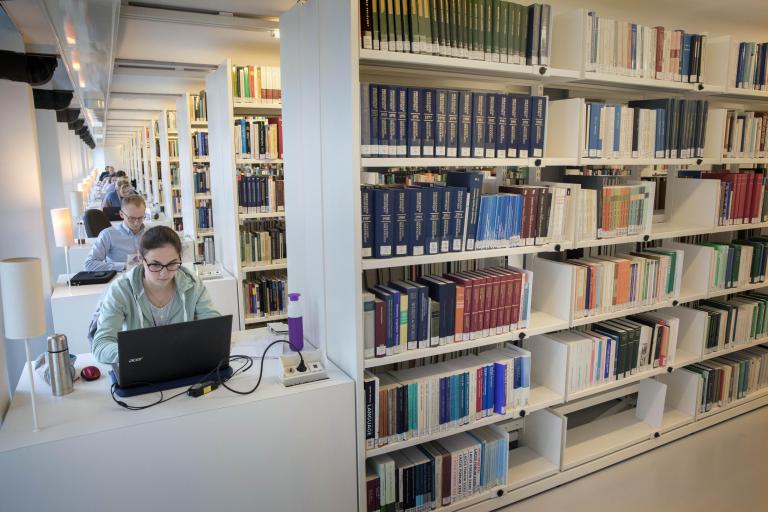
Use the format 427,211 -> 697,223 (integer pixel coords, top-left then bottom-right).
725,246 -> 735,288
604,338 -> 612,381
530,96 -> 546,158
396,87 -> 407,156
514,193 -> 524,244
458,91 -> 473,157
390,280 -> 420,350
508,94 -> 519,158
435,89 -> 448,157
656,108 -> 666,158
445,171 -> 484,251
439,377 -> 447,425
372,187 -> 393,258
403,279 -> 430,348
475,195 -> 488,249
681,33 -> 692,81
493,361 -> 506,414
421,186 -> 442,255
387,87 -> 397,157
378,85 -> 389,155
405,187 -> 426,256
517,96 -> 531,158
631,24 -> 637,72
406,87 -> 422,157
588,102 -> 602,157
613,105 -> 621,156
497,94 -> 509,158
448,186 -> 466,252
360,186 -> 373,258
417,276 -> 455,346
369,84 -> 380,156
446,90 -> 459,157
421,88 -> 436,156
485,93 -> 497,157
471,91 -> 486,157
435,186 -> 451,253
736,42 -> 746,87
389,186 -> 408,256
377,285 -> 401,352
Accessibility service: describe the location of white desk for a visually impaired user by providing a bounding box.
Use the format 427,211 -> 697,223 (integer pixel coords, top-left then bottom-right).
51,268 -> 241,354
0,330 -> 357,512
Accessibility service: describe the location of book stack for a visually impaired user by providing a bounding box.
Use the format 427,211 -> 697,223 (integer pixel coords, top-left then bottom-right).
734,42 -> 768,91
554,249 -> 681,319
361,172 -> 568,259
361,84 -> 547,159
239,219 -> 287,266
193,166 -> 210,193
694,171 -> 767,225
166,111 -> 177,131
585,12 -> 706,83
359,1 -> 552,66
231,65 -> 281,104
233,116 -> 283,160
579,99 -> 708,159
243,272 -> 287,318
363,346 -> 529,446
366,424 -> 509,512
189,92 -> 207,122
534,311 -> 679,393
196,199 -> 213,230
168,138 -> 179,158
697,239 -> 768,290
685,345 -> 768,413
562,176 -> 655,240
362,266 -> 532,358
722,111 -> 768,158
236,169 -> 285,213
192,131 -> 209,157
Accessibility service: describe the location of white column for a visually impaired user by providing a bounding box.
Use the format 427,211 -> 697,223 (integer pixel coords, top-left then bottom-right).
94,147 -> 105,170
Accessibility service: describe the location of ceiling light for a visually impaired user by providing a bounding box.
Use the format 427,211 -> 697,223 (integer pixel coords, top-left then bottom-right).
72,61 -> 80,71
271,29 -> 280,39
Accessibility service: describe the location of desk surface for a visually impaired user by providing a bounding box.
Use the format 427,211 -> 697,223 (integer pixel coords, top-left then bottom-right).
0,329 -> 348,453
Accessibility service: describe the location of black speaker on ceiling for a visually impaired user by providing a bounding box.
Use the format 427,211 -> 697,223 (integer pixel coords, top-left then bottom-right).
69,118 -> 85,131
0,50 -> 57,86
56,108 -> 80,123
32,89 -> 73,110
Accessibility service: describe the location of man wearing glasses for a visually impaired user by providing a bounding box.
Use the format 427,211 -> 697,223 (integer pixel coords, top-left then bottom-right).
84,195 -> 147,271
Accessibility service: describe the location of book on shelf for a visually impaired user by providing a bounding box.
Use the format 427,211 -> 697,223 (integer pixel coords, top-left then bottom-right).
583,11 -> 706,83
196,199 -> 213,230
362,265 -> 532,358
234,115 -> 283,160
361,83 -> 546,159
239,218 -> 287,266
231,64 -> 281,103
192,130 -> 209,157
200,235 -> 215,264
166,110 -> 177,131
562,176 -> 654,241
366,424 -> 509,512
193,165 -> 210,193
237,169 -> 285,214
697,240 -> 766,290
359,0 -> 551,67
722,111 -> 768,158
189,92 -> 208,122
684,345 -> 768,413
734,42 -> 768,91
363,346 -> 529,447
167,137 -> 179,158
686,171 -> 768,225
243,271 -> 287,318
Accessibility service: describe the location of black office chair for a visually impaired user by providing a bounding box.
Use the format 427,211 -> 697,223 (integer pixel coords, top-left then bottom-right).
83,209 -> 111,237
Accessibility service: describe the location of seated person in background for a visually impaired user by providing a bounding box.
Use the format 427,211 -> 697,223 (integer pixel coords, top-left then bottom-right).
92,226 -> 219,364
102,179 -> 132,208
98,166 -> 113,182
85,195 -> 146,271
103,170 -> 127,195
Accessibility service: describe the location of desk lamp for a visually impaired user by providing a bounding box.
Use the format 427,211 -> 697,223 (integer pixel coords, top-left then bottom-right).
0,258 -> 46,431
50,208 -> 75,289
70,191 -> 86,245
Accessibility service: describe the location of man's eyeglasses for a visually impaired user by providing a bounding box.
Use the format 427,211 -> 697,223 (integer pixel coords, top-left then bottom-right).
121,211 -> 145,222
143,259 -> 182,273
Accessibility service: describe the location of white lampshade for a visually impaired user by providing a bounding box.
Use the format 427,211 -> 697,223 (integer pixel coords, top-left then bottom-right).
50,208 -> 74,247
70,191 -> 84,218
76,183 -> 84,192
0,258 -> 45,339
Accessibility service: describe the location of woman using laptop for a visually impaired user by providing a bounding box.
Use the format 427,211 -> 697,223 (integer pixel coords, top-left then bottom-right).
91,226 -> 220,364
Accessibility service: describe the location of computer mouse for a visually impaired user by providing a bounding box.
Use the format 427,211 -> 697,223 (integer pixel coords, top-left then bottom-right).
81,366 -> 101,381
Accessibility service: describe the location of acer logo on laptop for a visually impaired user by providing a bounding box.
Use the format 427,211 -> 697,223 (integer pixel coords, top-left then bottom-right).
128,357 -> 144,363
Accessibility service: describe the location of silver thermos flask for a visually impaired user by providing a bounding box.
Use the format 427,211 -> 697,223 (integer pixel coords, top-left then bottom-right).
46,334 -> 74,396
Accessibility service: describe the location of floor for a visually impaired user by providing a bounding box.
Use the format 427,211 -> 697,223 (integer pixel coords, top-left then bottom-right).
498,406 -> 768,512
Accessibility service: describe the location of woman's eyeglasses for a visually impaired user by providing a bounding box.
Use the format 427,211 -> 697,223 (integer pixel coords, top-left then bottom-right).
143,259 -> 182,272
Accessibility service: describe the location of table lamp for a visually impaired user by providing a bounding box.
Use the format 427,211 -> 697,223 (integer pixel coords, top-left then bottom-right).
50,208 -> 75,288
0,258 -> 46,431
70,191 -> 86,245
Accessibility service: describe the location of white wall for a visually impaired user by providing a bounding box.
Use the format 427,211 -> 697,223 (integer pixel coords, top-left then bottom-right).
105,144 -> 124,170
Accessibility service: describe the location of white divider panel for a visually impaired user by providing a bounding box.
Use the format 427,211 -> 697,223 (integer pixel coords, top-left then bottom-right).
525,335 -> 567,402
526,256 -> 574,324
550,10 -> 586,72
149,120 -> 160,207
657,370 -> 700,420
543,98 -> 583,161
703,36 -> 732,89
635,378 -> 666,429
703,109 -> 727,162
664,178 -> 719,229
663,241 -> 715,299
159,111 -> 173,220
657,306 -> 708,362
521,409 -> 565,470
176,93 -> 197,242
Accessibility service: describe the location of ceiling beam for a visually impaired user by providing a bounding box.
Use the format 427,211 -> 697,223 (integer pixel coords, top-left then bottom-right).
120,4 -> 278,32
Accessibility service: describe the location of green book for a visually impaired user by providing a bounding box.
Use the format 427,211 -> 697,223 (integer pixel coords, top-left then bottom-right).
243,66 -> 250,99
498,1 -> 508,63
401,0 -> 412,53
428,0 -> 439,54
378,0 -> 389,50
393,0 -> 403,51
476,0 -> 484,60
508,2 -> 518,64
448,0 -> 457,57
491,0 -> 500,62
386,0 -> 396,51
409,0 -> 421,52
439,0 -> 448,56
372,0 -> 380,49
483,0 -> 492,61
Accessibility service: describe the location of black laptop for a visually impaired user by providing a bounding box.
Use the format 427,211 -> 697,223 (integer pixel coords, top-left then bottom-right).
110,315 -> 233,397
103,206 -> 122,221
69,270 -> 117,286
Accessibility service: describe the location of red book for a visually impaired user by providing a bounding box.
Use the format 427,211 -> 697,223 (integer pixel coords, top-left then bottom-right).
366,474 -> 380,512
374,298 -> 386,357
751,172 -> 764,222
476,270 -> 501,332
484,268 -> 512,330
248,65 -> 256,100
654,27 -> 664,78
463,271 -> 487,336
509,271 -> 523,326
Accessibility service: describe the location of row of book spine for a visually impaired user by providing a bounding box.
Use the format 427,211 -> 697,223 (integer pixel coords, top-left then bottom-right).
192,131 -> 209,157
171,190 -> 182,216
193,167 -> 210,193
243,272 -> 287,317
677,171 -> 768,226
200,235 -> 215,265
362,265 -> 532,359
679,238 -> 768,291
166,111 -> 177,131
585,12 -> 706,83
366,424 -> 509,512
236,170 -> 285,213
580,99 -> 709,159
233,116 -> 283,160
239,219 -> 287,266
734,42 -> 768,91
170,164 -> 179,186
189,92 -> 207,122
196,199 -> 213,229
361,84 -> 546,159
364,345 -> 529,447
722,111 -> 768,158
359,0 -> 551,66
167,138 -> 179,158
231,64 -> 281,102
685,345 -> 768,413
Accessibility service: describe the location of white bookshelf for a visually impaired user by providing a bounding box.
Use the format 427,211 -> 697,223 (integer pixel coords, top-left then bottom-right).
159,110 -> 174,227
281,3 -> 768,511
148,120 -> 161,209
205,58 -> 285,329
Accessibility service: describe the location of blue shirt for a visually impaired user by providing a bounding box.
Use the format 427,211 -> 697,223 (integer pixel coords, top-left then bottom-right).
102,189 -> 121,208
104,182 -> 117,195
84,223 -> 145,271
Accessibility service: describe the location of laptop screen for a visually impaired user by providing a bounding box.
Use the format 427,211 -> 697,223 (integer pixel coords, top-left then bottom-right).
116,315 -> 233,388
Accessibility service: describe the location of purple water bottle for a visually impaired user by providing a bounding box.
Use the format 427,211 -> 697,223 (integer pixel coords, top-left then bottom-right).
287,292 -> 304,351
